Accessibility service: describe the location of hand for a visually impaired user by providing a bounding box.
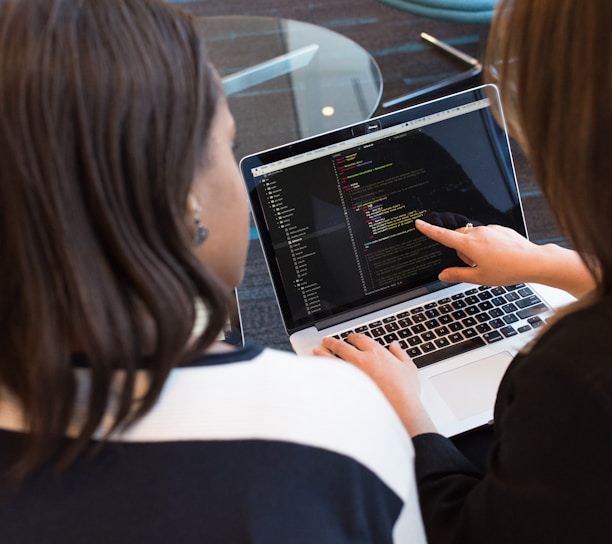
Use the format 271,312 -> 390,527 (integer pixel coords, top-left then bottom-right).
415,219 -> 549,286
313,333 -> 436,437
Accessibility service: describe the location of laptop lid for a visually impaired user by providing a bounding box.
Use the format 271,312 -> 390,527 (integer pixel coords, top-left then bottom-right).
240,85 -> 526,337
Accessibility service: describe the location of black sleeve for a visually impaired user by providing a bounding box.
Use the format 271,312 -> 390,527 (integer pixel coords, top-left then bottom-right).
413,341 -> 612,544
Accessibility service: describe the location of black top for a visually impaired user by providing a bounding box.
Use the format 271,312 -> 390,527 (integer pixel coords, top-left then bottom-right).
414,296 -> 612,543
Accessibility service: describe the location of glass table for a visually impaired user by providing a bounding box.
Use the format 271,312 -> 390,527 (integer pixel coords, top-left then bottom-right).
196,16 -> 383,157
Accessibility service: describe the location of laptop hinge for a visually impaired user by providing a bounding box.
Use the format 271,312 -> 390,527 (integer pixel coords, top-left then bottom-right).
314,281 -> 450,331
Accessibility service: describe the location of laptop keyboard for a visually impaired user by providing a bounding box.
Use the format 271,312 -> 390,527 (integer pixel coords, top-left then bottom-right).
331,284 -> 549,368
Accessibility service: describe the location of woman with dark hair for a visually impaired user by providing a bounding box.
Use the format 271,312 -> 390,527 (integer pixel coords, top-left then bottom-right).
0,1 -> 426,542
318,0 -> 612,542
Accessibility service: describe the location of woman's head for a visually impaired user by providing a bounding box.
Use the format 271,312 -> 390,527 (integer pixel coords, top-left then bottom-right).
0,0 -> 247,472
487,0 -> 612,291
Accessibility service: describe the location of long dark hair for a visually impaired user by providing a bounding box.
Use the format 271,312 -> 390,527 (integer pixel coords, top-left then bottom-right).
0,0 -> 227,474
486,0 -> 612,295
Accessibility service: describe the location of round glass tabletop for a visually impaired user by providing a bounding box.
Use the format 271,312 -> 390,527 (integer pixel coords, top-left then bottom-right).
196,16 -> 383,156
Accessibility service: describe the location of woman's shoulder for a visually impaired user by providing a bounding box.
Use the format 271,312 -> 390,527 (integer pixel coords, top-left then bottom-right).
152,344 -> 416,499
503,296 -> 612,401
530,295 -> 612,358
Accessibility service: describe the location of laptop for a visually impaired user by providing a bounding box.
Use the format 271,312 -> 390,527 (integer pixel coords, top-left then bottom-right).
240,84 -> 574,437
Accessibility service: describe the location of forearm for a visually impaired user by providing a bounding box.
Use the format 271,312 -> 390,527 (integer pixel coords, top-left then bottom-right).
527,244 -> 595,299
397,400 -> 437,437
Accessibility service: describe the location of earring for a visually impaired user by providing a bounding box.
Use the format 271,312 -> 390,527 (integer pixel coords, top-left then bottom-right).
192,200 -> 209,246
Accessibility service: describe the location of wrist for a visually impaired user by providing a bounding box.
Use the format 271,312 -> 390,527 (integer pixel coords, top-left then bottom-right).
532,244 -> 594,298
398,400 -> 437,437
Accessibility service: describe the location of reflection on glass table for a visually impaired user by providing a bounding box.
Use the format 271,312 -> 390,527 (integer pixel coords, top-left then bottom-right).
196,16 -> 383,155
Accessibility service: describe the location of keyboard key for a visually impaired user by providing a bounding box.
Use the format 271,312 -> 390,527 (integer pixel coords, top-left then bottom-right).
506,284 -> 525,291
449,332 -> 464,343
435,337 -> 451,349
408,347 -> 423,358
503,314 -> 519,324
483,331 -> 503,343
385,322 -> 400,332
476,312 -> 491,323
398,317 -> 413,328
452,310 -> 467,320
517,303 -> 548,320
518,325 -> 532,333
463,317 -> 477,327
476,323 -> 492,334
490,318 -> 505,329
370,327 -> 385,337
434,326 -> 450,337
463,327 -> 478,338
502,303 -> 518,314
413,313 -> 427,323
407,336 -> 423,346
421,342 -> 436,353
384,333 -> 399,344
516,295 -> 542,309
518,287 -> 534,297
501,326 -> 518,337
528,316 -> 545,328
425,319 -> 440,329
466,306 -> 480,316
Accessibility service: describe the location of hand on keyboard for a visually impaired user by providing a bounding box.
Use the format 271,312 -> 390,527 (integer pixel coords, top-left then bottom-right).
313,333 -> 437,436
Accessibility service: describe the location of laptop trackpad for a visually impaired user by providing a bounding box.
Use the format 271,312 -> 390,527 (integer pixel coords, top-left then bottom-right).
430,352 -> 512,419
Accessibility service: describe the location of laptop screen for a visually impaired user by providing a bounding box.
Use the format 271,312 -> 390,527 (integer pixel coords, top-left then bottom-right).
240,85 -> 526,333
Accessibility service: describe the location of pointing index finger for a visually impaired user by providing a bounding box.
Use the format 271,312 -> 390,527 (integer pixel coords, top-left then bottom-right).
415,219 -> 467,250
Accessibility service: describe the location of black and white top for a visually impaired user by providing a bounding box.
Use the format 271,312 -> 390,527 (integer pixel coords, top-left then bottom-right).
414,298 -> 612,543
0,344 -> 426,543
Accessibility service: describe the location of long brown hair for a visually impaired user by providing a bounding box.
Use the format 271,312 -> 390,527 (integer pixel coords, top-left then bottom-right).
0,0 -> 228,474
486,0 -> 612,294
